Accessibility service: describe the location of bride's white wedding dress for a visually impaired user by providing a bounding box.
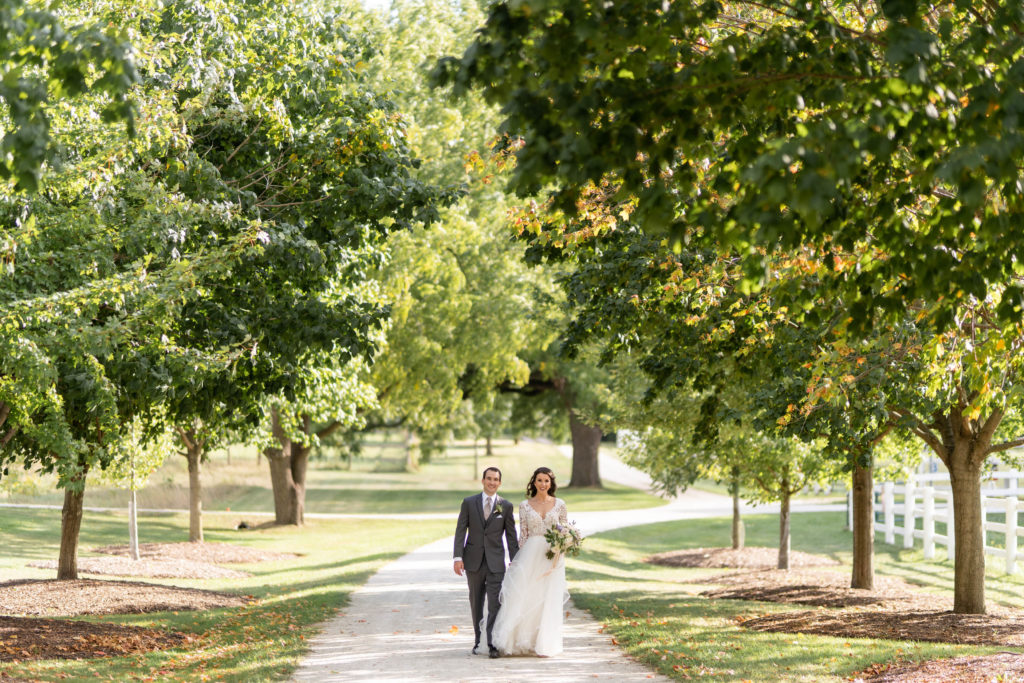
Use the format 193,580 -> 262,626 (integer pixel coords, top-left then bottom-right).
491,497 -> 570,656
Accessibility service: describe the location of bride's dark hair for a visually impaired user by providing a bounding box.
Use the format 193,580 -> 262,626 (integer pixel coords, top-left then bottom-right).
526,467 -> 557,497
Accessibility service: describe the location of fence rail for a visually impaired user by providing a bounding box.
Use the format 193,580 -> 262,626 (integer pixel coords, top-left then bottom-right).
849,472 -> 1024,574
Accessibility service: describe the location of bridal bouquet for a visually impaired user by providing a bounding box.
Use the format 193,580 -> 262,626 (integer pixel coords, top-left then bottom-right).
544,521 -> 584,560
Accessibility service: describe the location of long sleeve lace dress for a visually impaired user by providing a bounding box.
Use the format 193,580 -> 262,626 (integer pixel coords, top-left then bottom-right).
490,497 -> 570,656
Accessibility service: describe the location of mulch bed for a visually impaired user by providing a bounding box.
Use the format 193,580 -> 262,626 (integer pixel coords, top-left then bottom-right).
0,579 -> 249,617
698,567 -> 922,608
93,541 -> 298,564
0,542 -> 277,664
27,541 -> 298,580
0,615 -> 192,663
694,567 -> 1024,647
856,652 -> 1024,682
738,607 -> 1024,647
27,557 -> 250,579
646,546 -> 840,570
658,547 -> 1024,680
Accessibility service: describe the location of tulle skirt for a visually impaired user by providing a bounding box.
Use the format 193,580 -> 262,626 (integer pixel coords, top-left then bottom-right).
490,535 -> 569,656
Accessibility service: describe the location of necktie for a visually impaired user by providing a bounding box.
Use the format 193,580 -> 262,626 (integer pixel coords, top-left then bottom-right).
484,497 -> 492,519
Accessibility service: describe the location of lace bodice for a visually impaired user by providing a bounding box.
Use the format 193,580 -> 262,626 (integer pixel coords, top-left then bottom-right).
518,497 -> 568,544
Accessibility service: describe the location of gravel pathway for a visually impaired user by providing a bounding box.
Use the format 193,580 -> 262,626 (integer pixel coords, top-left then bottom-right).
291,453 -> 845,683
292,535 -> 662,683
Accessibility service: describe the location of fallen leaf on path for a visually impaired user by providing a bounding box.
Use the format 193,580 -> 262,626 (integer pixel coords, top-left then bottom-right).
449,625 -> 459,635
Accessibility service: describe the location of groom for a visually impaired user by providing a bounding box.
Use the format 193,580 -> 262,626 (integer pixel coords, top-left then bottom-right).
453,466 -> 519,658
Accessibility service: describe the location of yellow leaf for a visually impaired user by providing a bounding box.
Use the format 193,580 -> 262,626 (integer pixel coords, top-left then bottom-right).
449,625 -> 459,635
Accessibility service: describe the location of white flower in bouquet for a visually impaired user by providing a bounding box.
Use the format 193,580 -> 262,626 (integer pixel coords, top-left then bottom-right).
544,521 -> 584,560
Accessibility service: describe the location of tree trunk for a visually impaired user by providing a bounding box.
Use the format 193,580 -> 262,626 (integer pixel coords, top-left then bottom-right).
128,489 -> 140,561
404,429 -> 418,471
186,444 -> 204,543
128,452 -> 140,561
730,466 -> 744,550
851,463 -> 874,590
266,445 -> 296,524
265,409 -> 310,526
177,426 -> 206,543
266,445 -> 309,525
58,468 -> 88,580
949,449 -> 985,614
485,435 -> 493,456
568,410 -> 602,487
292,443 -> 308,523
778,486 -> 791,570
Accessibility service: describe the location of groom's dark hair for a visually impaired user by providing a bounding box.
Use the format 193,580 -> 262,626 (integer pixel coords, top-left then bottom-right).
482,466 -> 502,481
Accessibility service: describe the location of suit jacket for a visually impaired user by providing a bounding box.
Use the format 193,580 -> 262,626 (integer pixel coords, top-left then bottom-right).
454,492 -> 519,573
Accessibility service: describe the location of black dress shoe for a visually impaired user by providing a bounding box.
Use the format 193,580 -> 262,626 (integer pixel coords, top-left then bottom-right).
471,645 -> 480,655
489,647 -> 500,659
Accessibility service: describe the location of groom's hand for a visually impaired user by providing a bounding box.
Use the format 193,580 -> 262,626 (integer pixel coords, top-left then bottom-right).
453,560 -> 465,576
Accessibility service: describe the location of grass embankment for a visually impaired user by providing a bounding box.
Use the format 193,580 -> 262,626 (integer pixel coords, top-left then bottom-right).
570,511 -> 1024,682
0,507 -> 452,681
1,438 -> 663,513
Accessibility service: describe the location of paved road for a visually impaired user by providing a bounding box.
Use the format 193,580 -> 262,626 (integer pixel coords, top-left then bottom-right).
290,453 -> 845,682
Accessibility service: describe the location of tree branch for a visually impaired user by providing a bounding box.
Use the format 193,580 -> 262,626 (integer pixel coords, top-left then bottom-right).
1,425 -> 19,447
987,435 -> 1024,456
270,407 -> 286,444
176,426 -> 196,452
316,420 -> 343,440
219,123 -> 261,171
890,407 -> 945,460
978,407 -> 1005,448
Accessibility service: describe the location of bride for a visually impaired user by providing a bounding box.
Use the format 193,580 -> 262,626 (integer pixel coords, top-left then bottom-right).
491,466 -> 570,657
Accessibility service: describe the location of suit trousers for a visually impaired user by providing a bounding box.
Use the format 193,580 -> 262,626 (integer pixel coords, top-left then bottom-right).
465,560 -> 504,648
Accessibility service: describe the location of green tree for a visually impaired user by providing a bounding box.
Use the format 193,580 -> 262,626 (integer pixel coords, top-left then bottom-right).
0,0 -> 447,572
434,1 -> 1024,330
339,0 -> 562,469
0,0 -> 137,191
262,357 -> 378,525
94,417 -> 175,559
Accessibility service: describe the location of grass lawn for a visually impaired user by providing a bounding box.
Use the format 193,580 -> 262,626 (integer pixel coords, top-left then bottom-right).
569,511 -> 1024,682
0,506 -> 453,682
1,439 -> 663,514
0,439 -> 664,681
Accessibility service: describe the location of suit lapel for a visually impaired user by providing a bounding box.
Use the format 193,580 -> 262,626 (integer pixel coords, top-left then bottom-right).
476,492 -> 486,526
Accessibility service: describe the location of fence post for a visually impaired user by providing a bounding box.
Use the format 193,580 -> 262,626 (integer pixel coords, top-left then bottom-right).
922,486 -> 935,559
884,481 -> 895,545
1007,496 -> 1018,575
903,479 -> 917,548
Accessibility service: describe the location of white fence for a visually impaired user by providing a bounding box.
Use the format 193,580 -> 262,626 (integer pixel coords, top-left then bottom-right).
850,472 -> 1024,574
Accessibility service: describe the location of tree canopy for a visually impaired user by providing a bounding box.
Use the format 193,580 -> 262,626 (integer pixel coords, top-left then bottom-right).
434,1 -> 1024,331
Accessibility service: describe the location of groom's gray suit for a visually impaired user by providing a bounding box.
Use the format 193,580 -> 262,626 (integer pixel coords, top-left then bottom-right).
454,492 -> 519,651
